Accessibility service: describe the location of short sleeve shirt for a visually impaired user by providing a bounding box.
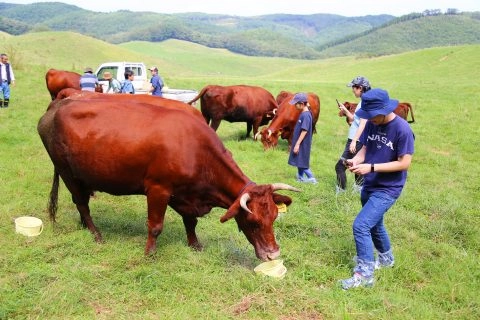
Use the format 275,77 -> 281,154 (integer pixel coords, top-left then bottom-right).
360,116 -> 415,198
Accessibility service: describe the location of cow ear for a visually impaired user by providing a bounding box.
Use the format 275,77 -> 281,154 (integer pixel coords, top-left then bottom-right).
273,193 -> 292,206
220,201 -> 240,223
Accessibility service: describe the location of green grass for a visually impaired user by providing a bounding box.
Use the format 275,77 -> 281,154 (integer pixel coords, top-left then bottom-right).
0,33 -> 479,319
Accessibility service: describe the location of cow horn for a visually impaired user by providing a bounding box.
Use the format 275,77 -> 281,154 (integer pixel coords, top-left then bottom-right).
254,132 -> 260,141
271,183 -> 301,192
239,193 -> 252,214
267,129 -> 272,138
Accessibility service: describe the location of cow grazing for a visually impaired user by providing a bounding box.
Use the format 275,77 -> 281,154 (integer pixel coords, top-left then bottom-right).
187,85 -> 278,138
258,91 -> 321,150
37,98 -> 300,260
339,101 -> 415,124
45,69 -> 102,100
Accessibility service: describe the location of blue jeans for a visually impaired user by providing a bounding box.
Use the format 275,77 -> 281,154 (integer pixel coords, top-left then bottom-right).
353,191 -> 396,264
0,82 -> 10,100
298,167 -> 314,179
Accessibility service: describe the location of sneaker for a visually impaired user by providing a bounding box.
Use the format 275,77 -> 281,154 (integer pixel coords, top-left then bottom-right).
340,273 -> 374,290
374,251 -> 395,270
352,184 -> 363,193
295,174 -> 304,182
303,177 -> 318,184
335,185 -> 346,195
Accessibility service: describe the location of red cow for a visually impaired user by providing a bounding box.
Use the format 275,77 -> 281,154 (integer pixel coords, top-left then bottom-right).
258,91 -> 321,150
187,85 -> 278,138
339,101 -> 415,124
54,88 -> 204,120
45,69 -> 102,100
37,98 -> 300,260
393,102 -> 415,123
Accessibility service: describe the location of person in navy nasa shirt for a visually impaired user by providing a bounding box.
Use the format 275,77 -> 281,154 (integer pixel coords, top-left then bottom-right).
340,88 -> 414,290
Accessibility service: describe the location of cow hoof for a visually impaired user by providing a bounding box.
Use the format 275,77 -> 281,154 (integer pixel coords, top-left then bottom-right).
189,242 -> 203,251
94,233 -> 104,243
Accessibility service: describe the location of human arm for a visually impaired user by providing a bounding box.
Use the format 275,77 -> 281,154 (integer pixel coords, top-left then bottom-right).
349,118 -> 367,153
293,130 -> 307,154
9,66 -> 15,87
348,153 -> 413,175
338,103 -> 354,122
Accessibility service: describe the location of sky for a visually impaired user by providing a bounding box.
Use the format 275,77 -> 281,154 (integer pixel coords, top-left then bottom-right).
4,0 -> 479,17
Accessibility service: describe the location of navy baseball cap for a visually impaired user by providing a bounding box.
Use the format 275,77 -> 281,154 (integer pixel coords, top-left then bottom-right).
289,92 -> 308,105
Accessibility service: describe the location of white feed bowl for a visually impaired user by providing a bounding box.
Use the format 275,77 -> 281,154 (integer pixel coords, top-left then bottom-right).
15,216 -> 43,237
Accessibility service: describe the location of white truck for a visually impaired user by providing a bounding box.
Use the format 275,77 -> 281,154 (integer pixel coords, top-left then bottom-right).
95,62 -> 198,104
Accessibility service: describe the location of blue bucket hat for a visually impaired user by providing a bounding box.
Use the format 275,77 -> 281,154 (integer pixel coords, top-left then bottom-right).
356,88 -> 399,119
347,76 -> 370,89
289,92 -> 308,105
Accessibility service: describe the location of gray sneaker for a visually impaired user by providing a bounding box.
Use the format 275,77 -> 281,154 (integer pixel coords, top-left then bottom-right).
352,183 -> 363,193
295,174 -> 304,182
340,273 -> 374,290
336,185 -> 346,195
303,177 -> 318,184
374,252 -> 395,270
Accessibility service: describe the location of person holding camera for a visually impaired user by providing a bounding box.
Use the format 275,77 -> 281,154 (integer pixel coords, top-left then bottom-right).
335,76 -> 371,194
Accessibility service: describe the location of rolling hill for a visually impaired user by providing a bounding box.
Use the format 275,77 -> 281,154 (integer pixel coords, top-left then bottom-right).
0,2 -> 479,59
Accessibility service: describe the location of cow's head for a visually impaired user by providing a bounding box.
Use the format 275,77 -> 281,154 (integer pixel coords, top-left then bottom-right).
338,101 -> 357,117
220,183 -> 300,261
257,127 -> 282,150
276,91 -> 291,105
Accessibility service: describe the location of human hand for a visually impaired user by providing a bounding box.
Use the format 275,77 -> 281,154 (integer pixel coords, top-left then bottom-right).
293,144 -> 300,154
349,163 -> 369,175
343,158 -> 354,168
349,140 -> 357,153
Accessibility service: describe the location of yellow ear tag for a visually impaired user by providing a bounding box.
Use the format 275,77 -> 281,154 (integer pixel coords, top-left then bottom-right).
276,203 -> 287,213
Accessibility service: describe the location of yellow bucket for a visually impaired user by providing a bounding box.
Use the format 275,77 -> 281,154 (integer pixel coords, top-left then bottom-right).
254,259 -> 287,278
14,216 -> 43,237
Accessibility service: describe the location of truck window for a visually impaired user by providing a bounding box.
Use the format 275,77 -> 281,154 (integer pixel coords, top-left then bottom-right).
97,67 -> 118,80
129,67 -> 142,77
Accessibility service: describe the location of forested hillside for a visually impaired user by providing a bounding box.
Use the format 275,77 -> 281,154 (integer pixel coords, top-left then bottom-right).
0,2 -> 479,59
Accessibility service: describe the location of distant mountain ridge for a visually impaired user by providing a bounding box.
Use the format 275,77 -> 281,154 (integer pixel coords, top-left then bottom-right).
1,2 -> 479,59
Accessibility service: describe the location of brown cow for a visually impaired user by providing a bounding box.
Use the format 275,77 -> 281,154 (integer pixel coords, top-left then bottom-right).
54,88 -> 204,120
258,92 -> 321,150
187,85 -> 278,138
339,101 -> 415,124
37,97 -> 300,260
45,69 -> 102,100
393,102 -> 415,123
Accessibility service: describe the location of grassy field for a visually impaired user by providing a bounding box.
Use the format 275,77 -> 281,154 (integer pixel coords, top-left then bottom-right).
0,32 -> 479,319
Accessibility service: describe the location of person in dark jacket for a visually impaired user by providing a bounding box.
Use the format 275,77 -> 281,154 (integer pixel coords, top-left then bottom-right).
0,53 -> 15,108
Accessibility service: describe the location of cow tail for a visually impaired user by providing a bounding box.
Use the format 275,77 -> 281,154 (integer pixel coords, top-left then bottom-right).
408,104 -> 415,123
48,169 -> 60,222
187,86 -> 209,105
